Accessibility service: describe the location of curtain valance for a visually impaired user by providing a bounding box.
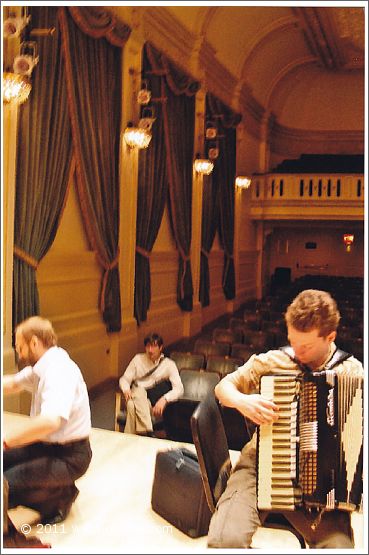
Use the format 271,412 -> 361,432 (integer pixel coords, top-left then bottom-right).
145,42 -> 200,96
68,6 -> 131,46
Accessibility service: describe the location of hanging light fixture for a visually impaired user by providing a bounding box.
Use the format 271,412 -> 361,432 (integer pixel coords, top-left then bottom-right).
193,153 -> 214,175
3,39 -> 38,106
123,121 -> 152,149
235,176 -> 252,189
3,71 -> 31,104
343,233 -> 354,252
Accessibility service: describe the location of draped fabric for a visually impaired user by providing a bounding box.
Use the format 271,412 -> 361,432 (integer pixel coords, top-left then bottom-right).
68,6 -> 131,46
13,7 -> 73,330
134,46 -> 168,324
199,173 -> 219,307
144,43 -> 200,312
59,7 -> 130,332
206,93 -> 241,300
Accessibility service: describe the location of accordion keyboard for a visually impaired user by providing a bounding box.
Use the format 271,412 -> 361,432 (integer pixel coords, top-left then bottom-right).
257,375 -> 300,510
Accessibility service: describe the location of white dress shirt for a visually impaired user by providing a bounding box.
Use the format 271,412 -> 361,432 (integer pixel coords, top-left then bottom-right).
14,346 -> 91,443
119,353 -> 184,403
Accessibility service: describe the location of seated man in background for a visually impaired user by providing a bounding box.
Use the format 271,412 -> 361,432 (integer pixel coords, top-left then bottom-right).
207,289 -> 363,549
119,332 -> 184,435
3,316 -> 92,526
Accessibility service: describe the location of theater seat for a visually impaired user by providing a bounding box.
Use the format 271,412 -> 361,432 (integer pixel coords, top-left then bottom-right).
212,328 -> 243,345
163,370 -> 220,443
206,355 -> 243,378
194,339 -> 231,359
169,351 -> 205,371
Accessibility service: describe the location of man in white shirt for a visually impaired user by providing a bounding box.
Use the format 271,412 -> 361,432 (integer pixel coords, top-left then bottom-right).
119,333 -> 184,435
3,316 -> 92,525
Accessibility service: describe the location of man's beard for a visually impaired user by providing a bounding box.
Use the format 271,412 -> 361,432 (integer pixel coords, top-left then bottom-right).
17,352 -> 38,368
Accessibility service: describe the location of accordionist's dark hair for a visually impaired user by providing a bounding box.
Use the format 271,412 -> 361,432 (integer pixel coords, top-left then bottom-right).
144,333 -> 164,347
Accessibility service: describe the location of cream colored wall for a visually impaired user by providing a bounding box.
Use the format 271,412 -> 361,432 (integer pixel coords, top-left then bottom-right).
36,177 -> 112,390
275,69 -> 364,131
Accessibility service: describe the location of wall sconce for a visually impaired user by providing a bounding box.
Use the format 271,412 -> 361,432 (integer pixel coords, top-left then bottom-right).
343,233 -> 354,252
13,41 -> 39,76
3,14 -> 30,38
123,121 -> 152,149
3,38 -> 38,106
205,120 -> 217,140
193,153 -> 214,175
208,140 -> 219,161
235,176 -> 252,189
3,72 -> 31,104
137,79 -> 151,105
138,106 -> 156,132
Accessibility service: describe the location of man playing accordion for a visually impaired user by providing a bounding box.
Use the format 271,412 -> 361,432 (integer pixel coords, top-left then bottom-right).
207,289 -> 363,549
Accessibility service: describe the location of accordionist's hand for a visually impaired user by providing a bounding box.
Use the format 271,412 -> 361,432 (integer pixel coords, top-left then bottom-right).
238,394 -> 279,426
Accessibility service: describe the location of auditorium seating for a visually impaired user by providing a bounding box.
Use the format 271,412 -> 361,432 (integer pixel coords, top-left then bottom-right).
169,351 -> 205,371
230,344 -> 254,363
162,369 -> 220,443
212,327 -> 243,345
205,355 -> 243,378
193,339 -> 231,358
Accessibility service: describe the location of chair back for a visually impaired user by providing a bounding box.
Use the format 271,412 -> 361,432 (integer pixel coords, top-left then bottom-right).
230,343 -> 254,363
206,355 -> 242,377
194,339 -> 230,359
212,327 -> 243,345
191,395 -> 232,512
163,370 -> 220,443
170,351 -> 205,371
180,369 -> 220,401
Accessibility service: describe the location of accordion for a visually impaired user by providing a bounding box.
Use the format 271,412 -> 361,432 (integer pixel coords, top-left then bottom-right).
257,371 -> 363,512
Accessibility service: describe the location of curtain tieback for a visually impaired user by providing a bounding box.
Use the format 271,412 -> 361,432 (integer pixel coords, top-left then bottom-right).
136,246 -> 151,258
14,245 -> 38,269
179,251 -> 191,298
97,252 -> 120,313
222,252 -> 234,287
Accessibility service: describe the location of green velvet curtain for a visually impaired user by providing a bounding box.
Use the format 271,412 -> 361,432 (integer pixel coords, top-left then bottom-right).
145,43 -> 200,312
134,45 -> 168,324
199,173 -> 219,307
206,93 -> 241,300
13,7 -> 73,330
59,7 -> 131,332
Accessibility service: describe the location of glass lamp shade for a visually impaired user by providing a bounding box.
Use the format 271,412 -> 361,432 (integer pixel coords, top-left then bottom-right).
194,158 -> 214,175
3,72 -> 32,105
343,233 -> 354,252
123,126 -> 152,149
235,176 -> 252,189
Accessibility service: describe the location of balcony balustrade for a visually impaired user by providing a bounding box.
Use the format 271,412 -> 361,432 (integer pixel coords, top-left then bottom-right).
250,173 -> 364,221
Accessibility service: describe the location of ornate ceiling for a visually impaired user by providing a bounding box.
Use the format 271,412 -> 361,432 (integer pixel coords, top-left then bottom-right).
108,4 -> 365,132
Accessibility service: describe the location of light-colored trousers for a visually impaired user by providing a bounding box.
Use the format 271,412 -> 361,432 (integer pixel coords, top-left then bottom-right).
207,437 -> 354,549
124,385 -> 153,434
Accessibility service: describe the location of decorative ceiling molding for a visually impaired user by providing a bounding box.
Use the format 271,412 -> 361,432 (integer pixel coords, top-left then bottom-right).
293,7 -> 364,70
240,15 -> 301,78
141,7 -> 197,75
199,41 -> 238,107
264,55 -> 318,110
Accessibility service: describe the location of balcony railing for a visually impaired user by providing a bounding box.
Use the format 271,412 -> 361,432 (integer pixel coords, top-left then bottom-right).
250,173 -> 364,221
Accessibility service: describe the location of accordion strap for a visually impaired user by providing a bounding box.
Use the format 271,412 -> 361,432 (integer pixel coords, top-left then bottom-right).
279,345 -> 351,373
